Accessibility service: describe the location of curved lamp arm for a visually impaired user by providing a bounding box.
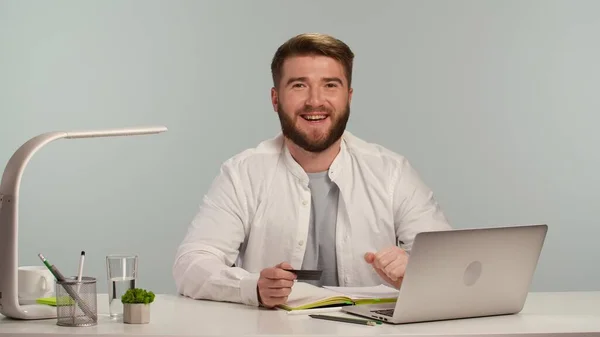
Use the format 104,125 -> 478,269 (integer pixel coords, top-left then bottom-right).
0,126 -> 167,320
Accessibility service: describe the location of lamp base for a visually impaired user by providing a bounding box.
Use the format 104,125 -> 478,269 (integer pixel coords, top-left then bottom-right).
1,304 -> 56,320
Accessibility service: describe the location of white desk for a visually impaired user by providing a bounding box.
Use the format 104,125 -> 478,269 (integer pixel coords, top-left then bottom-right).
1,291 -> 599,336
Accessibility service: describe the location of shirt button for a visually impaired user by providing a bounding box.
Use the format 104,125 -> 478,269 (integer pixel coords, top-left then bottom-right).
344,276 -> 350,283
298,240 -> 304,246
302,200 -> 308,206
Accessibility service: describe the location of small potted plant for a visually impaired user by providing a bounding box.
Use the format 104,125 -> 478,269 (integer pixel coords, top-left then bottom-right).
121,288 -> 155,324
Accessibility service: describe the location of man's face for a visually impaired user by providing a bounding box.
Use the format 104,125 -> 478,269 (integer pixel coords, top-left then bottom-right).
271,55 -> 353,153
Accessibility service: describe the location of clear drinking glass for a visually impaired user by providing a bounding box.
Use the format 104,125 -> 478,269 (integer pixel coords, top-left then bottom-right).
106,254 -> 138,318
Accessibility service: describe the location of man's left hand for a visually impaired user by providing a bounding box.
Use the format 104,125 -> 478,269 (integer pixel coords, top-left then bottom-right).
364,246 -> 408,289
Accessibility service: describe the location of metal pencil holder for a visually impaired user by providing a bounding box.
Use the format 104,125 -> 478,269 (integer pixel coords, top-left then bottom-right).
55,276 -> 98,327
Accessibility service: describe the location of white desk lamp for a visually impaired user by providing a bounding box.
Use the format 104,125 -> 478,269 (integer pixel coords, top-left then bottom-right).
0,126 -> 167,319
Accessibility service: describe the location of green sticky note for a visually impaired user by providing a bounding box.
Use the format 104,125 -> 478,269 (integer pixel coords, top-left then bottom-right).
36,297 -> 57,306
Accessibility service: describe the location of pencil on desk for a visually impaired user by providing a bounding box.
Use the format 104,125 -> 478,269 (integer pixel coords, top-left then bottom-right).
309,314 -> 381,326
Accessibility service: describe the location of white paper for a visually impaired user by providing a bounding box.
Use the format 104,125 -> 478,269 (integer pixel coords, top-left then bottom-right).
323,284 -> 399,299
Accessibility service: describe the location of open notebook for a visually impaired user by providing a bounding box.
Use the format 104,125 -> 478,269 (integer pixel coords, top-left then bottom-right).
278,282 -> 399,311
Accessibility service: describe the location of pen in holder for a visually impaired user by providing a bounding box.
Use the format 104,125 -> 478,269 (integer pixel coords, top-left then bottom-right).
55,276 -> 98,327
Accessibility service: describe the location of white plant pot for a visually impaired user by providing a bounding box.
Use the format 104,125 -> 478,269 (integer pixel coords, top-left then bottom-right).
123,303 -> 151,324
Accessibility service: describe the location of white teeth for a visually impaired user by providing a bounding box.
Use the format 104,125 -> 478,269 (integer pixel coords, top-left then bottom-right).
303,115 -> 326,121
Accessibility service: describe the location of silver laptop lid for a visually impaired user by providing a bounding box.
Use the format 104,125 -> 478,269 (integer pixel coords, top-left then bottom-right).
388,224 -> 548,323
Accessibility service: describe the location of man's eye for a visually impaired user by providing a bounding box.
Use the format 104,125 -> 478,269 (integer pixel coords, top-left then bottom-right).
326,83 -> 338,88
292,83 -> 305,88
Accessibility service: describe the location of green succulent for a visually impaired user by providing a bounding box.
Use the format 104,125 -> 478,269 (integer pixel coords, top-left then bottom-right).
121,288 -> 155,304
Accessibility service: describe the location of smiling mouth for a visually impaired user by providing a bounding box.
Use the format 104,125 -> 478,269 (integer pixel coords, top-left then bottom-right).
301,114 -> 328,121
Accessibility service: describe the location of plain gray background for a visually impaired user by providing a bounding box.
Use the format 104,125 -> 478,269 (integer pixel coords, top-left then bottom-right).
1,0 -> 598,295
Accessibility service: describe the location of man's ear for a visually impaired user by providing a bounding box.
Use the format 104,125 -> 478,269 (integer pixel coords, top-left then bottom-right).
271,87 -> 278,111
348,87 -> 354,105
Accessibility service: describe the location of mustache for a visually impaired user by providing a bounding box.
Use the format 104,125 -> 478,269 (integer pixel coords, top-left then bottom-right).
298,105 -> 333,114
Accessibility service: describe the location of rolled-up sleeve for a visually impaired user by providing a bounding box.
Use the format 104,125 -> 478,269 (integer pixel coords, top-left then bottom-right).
392,157 -> 452,254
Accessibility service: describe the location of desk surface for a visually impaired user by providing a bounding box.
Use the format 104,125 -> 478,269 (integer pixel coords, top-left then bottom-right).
1,291 -> 600,337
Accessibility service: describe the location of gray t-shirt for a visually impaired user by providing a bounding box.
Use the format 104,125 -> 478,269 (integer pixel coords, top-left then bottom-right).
301,171 -> 340,286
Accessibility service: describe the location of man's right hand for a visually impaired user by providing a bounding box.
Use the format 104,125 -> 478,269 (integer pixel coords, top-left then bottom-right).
257,262 -> 297,308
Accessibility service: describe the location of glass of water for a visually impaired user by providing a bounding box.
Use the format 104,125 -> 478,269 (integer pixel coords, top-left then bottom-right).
106,254 -> 138,318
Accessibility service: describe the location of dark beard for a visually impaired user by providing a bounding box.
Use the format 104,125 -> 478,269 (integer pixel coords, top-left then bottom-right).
277,102 -> 350,153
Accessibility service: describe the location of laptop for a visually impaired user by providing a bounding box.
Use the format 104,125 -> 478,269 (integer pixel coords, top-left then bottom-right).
342,224 -> 548,324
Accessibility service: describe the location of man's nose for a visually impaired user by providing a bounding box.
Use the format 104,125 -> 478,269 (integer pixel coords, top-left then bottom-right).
305,87 -> 324,107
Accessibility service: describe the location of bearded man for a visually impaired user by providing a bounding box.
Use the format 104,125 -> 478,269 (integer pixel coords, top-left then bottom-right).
173,33 -> 451,308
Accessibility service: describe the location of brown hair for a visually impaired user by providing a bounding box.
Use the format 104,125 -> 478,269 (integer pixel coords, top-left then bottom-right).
270,33 -> 354,89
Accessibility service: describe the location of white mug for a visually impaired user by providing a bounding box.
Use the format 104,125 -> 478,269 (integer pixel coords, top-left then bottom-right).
18,266 -> 55,305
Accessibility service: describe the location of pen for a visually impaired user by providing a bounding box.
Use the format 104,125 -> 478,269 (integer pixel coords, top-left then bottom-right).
309,314 -> 382,326
38,253 -> 66,280
76,251 -> 85,292
38,253 -> 97,321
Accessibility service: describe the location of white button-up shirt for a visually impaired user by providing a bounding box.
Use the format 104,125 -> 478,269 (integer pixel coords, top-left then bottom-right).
173,131 -> 451,306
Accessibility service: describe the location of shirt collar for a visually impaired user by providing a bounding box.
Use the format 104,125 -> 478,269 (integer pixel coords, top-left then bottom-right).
328,137 -> 347,181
